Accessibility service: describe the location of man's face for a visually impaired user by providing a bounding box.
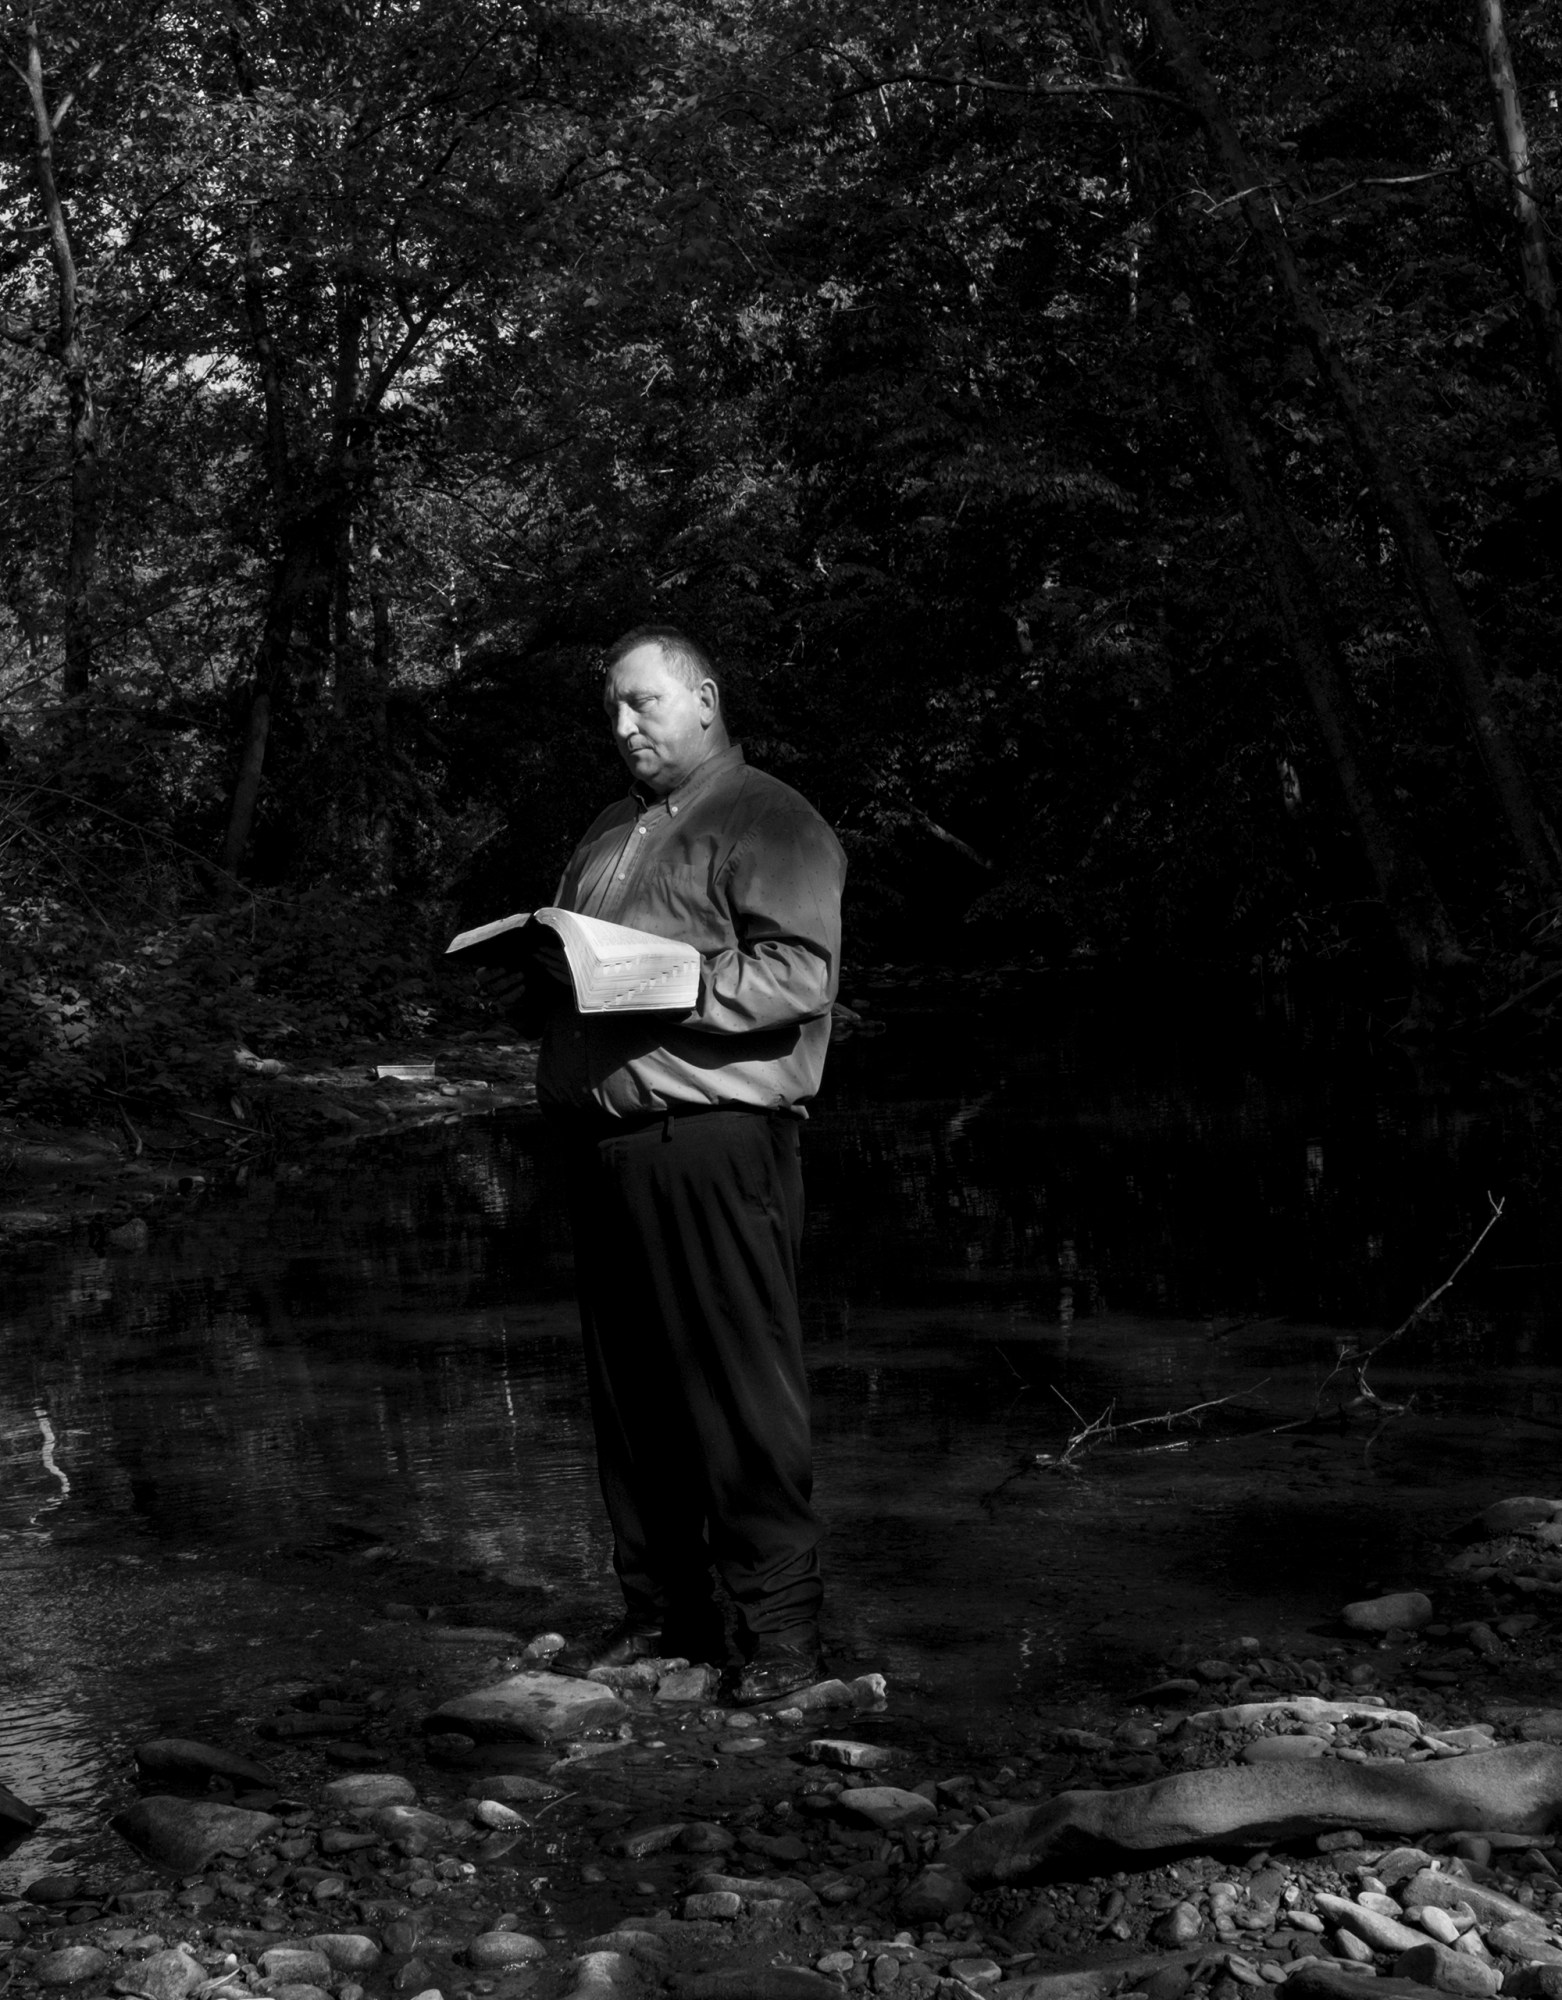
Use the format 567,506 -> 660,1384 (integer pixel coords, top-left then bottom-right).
603,643 -> 717,797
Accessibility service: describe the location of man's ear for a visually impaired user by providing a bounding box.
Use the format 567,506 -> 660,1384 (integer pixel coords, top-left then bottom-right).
698,678 -> 720,726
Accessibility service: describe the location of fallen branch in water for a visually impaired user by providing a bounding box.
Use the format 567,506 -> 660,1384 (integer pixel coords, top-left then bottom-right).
1306,1192 -> 1505,1430
983,1385 -> 1260,1504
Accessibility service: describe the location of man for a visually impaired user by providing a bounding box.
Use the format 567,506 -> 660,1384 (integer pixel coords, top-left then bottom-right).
531,625 -> 846,1705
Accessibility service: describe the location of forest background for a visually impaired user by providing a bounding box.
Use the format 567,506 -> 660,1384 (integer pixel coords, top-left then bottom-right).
4,0 -> 1562,1124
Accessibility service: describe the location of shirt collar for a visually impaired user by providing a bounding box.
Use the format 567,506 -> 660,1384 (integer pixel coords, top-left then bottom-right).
631,741 -> 744,814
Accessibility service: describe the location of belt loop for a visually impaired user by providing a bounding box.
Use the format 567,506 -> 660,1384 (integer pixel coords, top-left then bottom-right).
661,1109 -> 674,1143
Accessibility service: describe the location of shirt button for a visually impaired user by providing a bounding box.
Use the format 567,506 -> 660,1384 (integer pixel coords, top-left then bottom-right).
670,804 -> 678,814
616,871 -> 625,879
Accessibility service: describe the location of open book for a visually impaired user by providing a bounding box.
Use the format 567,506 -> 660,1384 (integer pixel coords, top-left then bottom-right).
445,908 -> 700,1015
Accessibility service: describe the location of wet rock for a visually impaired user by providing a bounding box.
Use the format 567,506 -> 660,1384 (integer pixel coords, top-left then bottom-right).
1474,1500 -> 1562,1537
0,1781 -> 44,1838
655,1667 -> 720,1703
565,1949 -> 640,1994
1515,1716 -> 1562,1743
807,1740 -> 899,1770
689,1872 -> 818,1906
1506,1972 -> 1562,1999
36,1947 -> 114,1985
682,1891 -> 742,1921
676,1823 -> 736,1854
1282,1974 -> 1434,2000
467,1934 -> 548,1969
467,1774 -> 559,1804
716,1735 -> 769,1754
261,1949 -> 336,1986
422,1671 -> 627,1744
605,1824 -> 686,1859
472,1799 -> 527,1829
990,1952 -> 1206,2000
321,1774 -> 416,1810
944,1745 -> 1562,1884
1342,1594 -> 1434,1634
374,1804 -> 456,1844
1418,1909 -> 1465,1947
112,1797 -> 281,1874
952,1961 -> 1003,1989
898,1867 -> 973,1923
26,1875 -> 88,1904
521,1633 -> 567,1663
111,1945 -> 207,2000
1241,1739 -> 1328,1763
133,1740 -> 275,1790
1190,1697 -> 1423,1735
309,1935 -> 383,1973
268,1985 -> 333,2000
835,1786 -> 937,1831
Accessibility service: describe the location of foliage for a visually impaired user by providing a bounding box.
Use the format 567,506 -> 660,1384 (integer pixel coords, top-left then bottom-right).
3,0 -> 1562,1123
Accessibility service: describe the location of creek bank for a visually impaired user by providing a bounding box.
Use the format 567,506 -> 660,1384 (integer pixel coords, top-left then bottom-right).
0,1034 -> 537,1256
8,1498 -> 1562,2000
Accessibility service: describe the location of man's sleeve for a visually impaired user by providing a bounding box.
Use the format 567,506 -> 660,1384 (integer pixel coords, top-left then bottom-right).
687,809 -> 845,1035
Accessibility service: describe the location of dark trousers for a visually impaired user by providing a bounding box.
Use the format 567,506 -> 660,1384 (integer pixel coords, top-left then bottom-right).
558,1107 -> 822,1646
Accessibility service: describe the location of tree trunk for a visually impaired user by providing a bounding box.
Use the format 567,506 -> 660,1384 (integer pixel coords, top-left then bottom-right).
1473,0 -> 1562,462
23,20 -> 101,699
1140,0 -> 1560,906
1190,339 -> 1464,975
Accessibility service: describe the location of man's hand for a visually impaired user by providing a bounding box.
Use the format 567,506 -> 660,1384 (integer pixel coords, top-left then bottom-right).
475,965 -> 530,1011
474,937 -> 573,1015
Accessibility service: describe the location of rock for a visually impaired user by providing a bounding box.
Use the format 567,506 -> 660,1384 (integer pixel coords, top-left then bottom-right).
1152,1905 -> 1204,1947
26,1875 -> 87,1904
467,1934 -> 548,1969
606,1824 -> 686,1859
1485,1926 -> 1562,1963
682,1892 -> 742,1921
321,1773 -> 417,1810
133,1739 -> 275,1790
36,1948 -> 114,1985
674,1972 -> 848,2000
1242,1739 -> 1329,1763
951,1964 -> 1003,1990
944,1745 -> 1562,1885
807,1739 -> 899,1769
1401,1873 -> 1542,1930
990,1953 -> 1208,2000
374,1804 -> 456,1844
1342,1595 -> 1435,1634
113,1797 -> 281,1874
1505,1972 -> 1562,1999
677,1823 -> 736,1853
898,1865 -> 973,1922
112,1946 -> 207,2000
1475,1500 -> 1562,1537
465,1774 -> 559,1804
310,1935 -> 383,1973
655,1667 -> 720,1703
566,1949 -> 639,1992
270,1987 -> 334,2000
1418,1910 -> 1465,1947
690,1872 -> 818,1906
1133,1679 -> 1204,1706
260,1949 -> 335,1987
834,1786 -> 938,1830
1190,1698 -> 1424,1735
1314,1891 -> 1424,1954
1282,1972 -> 1426,2000
1515,1717 -> 1562,1744
0,1781 -> 45,1838
423,1671 -> 627,1743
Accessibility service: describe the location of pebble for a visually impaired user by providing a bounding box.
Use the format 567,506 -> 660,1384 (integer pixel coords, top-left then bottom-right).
260,1947 -> 335,1986
949,1960 -> 1002,1987
818,1954 -> 857,1976
834,1786 -> 937,1830
716,1736 -> 769,1754
1341,1593 -> 1434,1633
1418,1908 -> 1464,1945
1393,1942 -> 1502,1996
110,1945 -> 206,2000
309,1934 -> 384,1972
473,1800 -> 527,1828
807,1739 -> 898,1770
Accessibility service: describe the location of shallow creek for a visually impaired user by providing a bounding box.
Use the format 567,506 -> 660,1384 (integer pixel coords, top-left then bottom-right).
2,975 -> 1559,1885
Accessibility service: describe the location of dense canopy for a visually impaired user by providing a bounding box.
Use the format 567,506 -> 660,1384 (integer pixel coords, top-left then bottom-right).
4,0 -> 1561,1111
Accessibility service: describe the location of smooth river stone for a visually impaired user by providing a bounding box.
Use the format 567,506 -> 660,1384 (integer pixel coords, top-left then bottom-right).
1314,1890 -> 1423,1954
37,1949 -> 114,1986
112,1796 -> 281,1874
1392,1943 -> 1500,1998
423,1671 -> 627,1744
111,1946 -> 207,2000
834,1786 -> 937,1830
467,1933 -> 548,1969
1342,1592 -> 1434,1633
321,1773 -> 417,1810
309,1935 -> 383,1973
1401,1871 -> 1543,1929
259,1949 -> 335,1987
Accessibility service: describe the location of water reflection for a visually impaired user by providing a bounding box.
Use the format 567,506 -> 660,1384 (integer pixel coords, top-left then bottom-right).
0,976 -> 1557,1851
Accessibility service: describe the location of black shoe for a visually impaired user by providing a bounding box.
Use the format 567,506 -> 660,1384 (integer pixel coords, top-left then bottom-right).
556,1619 -> 665,1677
729,1635 -> 827,1707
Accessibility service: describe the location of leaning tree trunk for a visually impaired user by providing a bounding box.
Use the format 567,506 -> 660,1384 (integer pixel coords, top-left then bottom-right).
1140,0 -> 1559,907
1473,0 -> 1562,463
1189,338 -> 1464,975
22,20 -> 101,699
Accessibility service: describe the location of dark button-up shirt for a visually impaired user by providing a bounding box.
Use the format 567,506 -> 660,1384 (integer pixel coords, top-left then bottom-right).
537,745 -> 846,1118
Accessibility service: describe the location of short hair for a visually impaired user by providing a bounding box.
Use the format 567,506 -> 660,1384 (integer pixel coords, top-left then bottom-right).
605,626 -> 721,702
